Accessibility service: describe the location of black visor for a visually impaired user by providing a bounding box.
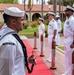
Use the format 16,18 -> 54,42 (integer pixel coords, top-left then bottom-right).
65,8 -> 74,12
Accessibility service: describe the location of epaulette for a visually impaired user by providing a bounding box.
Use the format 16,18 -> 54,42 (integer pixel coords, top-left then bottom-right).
52,20 -> 55,22
2,42 -> 15,45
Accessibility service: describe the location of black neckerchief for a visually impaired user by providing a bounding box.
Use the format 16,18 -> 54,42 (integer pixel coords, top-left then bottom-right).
12,34 -> 34,74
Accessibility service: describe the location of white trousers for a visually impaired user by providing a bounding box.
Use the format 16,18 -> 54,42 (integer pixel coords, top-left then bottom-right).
38,34 -> 45,52
48,35 -> 53,60
64,37 -> 74,75
56,33 -> 60,46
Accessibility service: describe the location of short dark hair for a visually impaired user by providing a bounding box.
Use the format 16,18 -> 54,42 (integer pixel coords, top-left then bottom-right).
3,13 -> 11,23
3,13 -> 19,24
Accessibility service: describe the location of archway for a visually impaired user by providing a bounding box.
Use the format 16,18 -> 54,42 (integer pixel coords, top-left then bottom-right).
25,14 -> 28,20
32,13 -> 41,21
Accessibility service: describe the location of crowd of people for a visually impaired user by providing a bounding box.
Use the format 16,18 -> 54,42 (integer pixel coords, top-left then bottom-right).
38,5 -> 74,75
0,5 -> 74,75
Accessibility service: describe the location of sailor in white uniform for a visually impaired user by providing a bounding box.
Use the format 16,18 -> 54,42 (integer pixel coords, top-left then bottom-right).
0,7 -> 35,75
62,5 -> 74,75
47,12 -> 57,62
38,17 -> 45,52
55,15 -> 62,46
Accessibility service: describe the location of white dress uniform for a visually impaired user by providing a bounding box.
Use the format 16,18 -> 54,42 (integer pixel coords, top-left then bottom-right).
0,7 -> 26,75
56,19 -> 62,46
0,24 -> 26,75
38,22 -> 45,52
47,19 -> 57,61
64,15 -> 74,75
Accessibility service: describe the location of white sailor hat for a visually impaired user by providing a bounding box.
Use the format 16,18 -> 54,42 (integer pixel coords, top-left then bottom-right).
47,12 -> 55,16
65,5 -> 74,12
56,15 -> 60,18
39,17 -> 44,21
4,7 -> 25,17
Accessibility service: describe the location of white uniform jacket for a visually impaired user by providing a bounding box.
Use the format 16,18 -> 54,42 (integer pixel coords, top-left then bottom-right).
0,24 -> 26,75
64,16 -> 74,75
56,19 -> 61,33
38,23 -> 45,36
38,23 -> 45,51
47,19 -> 57,60
64,16 -> 74,38
56,19 -> 61,45
48,19 -> 57,36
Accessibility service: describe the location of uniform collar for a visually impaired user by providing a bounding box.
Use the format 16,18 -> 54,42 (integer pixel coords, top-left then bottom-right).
40,22 -> 43,25
56,19 -> 59,21
67,15 -> 73,20
52,18 -> 54,20
0,23 -> 15,40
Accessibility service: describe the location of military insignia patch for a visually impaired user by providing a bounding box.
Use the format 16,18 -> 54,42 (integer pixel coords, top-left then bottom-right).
67,21 -> 69,25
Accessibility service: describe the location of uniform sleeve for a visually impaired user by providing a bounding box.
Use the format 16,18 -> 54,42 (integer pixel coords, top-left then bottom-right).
0,43 -> 16,75
41,24 -> 45,30
70,20 -> 74,31
59,20 -> 62,31
53,21 -> 57,30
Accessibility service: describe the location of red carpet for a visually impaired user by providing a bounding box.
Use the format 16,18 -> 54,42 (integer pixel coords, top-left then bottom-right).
23,40 -> 53,75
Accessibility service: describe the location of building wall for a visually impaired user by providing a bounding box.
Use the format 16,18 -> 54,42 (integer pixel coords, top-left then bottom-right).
26,11 -> 49,21
0,11 -> 44,22
0,12 -> 4,22
0,11 -> 65,22
19,0 -> 49,5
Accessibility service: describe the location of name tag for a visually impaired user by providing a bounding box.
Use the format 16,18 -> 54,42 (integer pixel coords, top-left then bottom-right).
2,42 -> 15,45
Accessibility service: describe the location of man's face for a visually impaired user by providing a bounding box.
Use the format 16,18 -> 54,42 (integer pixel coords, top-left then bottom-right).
65,9 -> 72,17
48,15 -> 53,20
56,17 -> 59,20
14,17 -> 24,32
38,20 -> 42,24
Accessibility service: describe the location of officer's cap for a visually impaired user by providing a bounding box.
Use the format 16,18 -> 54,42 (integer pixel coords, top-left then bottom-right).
4,7 -> 25,17
47,12 -> 55,16
39,17 -> 44,22
56,15 -> 60,18
65,5 -> 74,12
